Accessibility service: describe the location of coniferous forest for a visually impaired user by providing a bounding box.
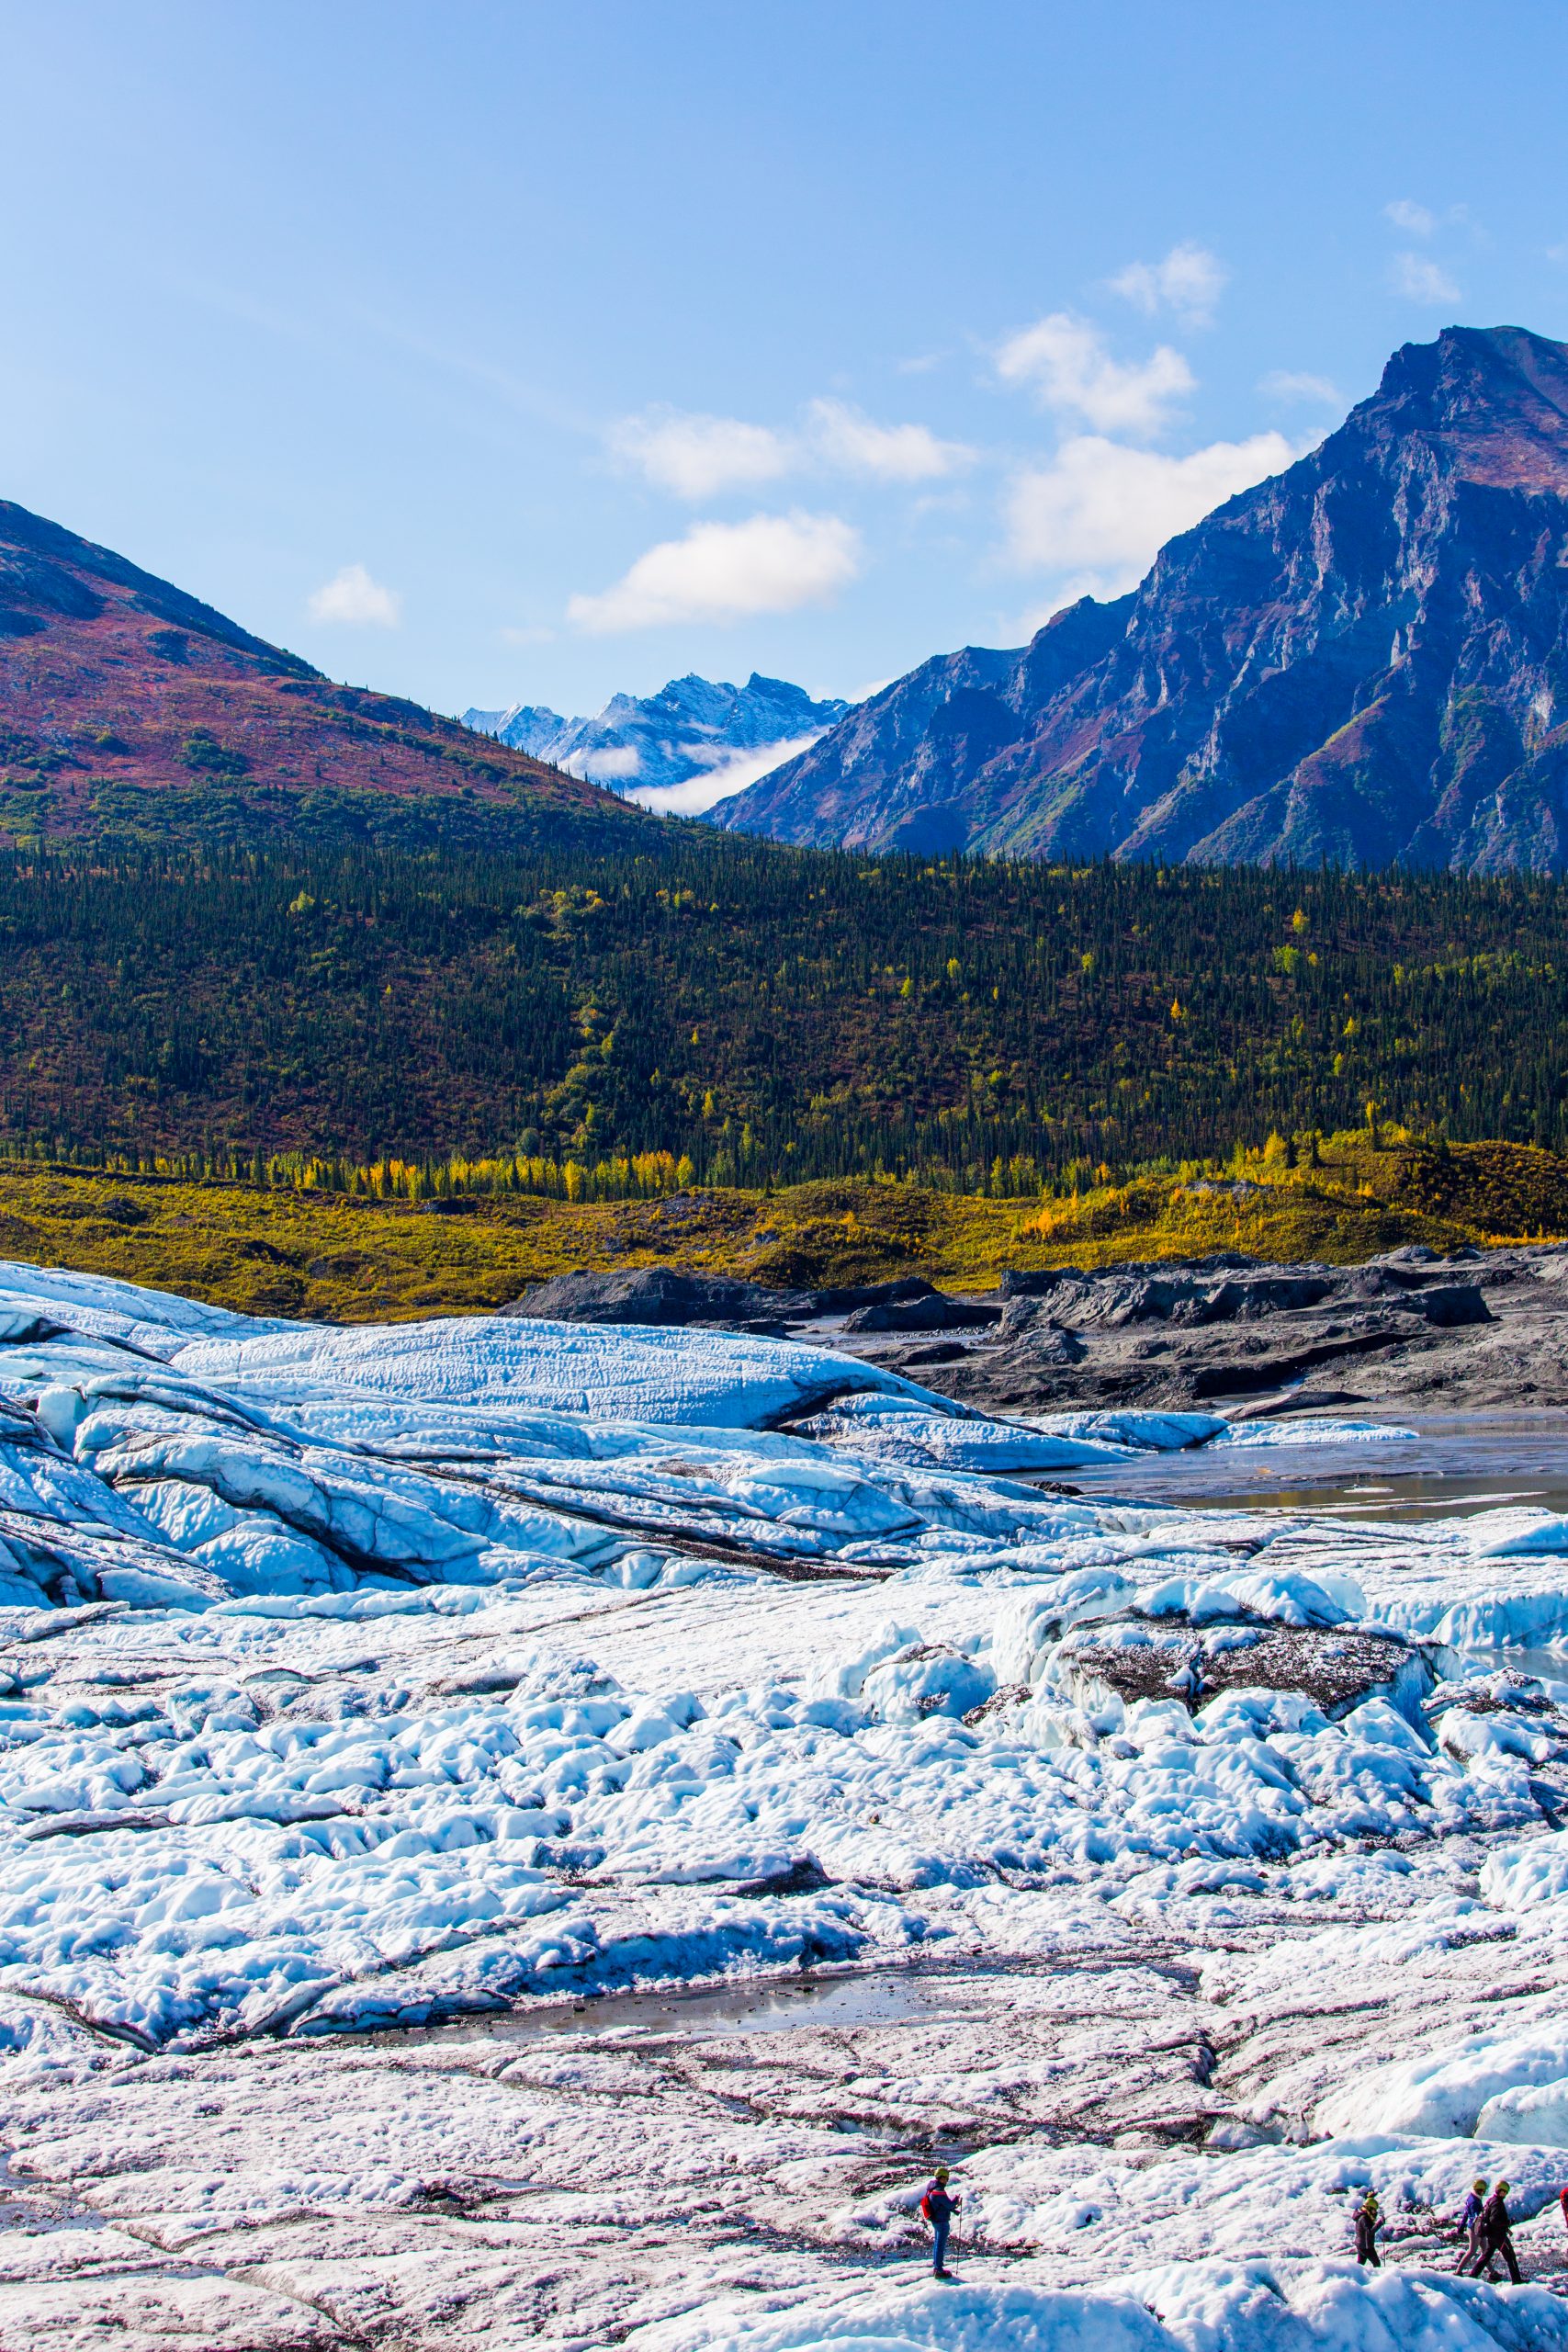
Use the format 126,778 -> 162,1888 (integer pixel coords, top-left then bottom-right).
3,834 -> 1567,1197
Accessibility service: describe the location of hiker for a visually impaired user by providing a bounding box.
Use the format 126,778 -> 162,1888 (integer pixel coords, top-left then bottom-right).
1560,2181 -> 1568,2243
1354,2188 -> 1382,2267
1456,2177 -> 1489,2268
1461,2180 -> 1522,2283
919,2165 -> 961,2278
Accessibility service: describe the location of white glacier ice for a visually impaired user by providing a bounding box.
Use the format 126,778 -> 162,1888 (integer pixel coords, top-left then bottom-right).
0,1261 -> 1562,2343
170,1311 -> 957,1428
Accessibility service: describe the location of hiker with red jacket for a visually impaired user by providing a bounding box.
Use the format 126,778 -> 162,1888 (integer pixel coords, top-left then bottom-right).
919,2166 -> 961,2278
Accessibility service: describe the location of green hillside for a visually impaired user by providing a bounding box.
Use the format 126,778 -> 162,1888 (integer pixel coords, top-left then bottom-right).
2,838 -> 1567,1193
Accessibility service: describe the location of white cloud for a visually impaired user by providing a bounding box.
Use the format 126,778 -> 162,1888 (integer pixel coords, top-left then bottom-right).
623,731 -> 827,816
1385,199 -> 1437,237
561,745 -> 641,782
1004,430 -> 1296,593
608,410 -> 793,500
994,313 -> 1193,437
805,397 -> 974,481
609,400 -> 971,495
1260,369 -> 1342,406
307,564 -> 401,627
1390,252 -> 1461,303
1109,242 -> 1228,327
567,511 -> 861,633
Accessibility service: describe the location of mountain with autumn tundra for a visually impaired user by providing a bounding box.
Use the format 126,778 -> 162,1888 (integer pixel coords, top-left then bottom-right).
0,502 -> 635,852
8,324 -> 1568,869
719,324 -> 1568,871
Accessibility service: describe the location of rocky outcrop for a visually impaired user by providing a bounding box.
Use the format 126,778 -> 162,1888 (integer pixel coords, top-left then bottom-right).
824,1244 -> 1563,1416
1053,1619 -> 1432,1722
499,1267 -> 945,1329
719,325 -> 1568,872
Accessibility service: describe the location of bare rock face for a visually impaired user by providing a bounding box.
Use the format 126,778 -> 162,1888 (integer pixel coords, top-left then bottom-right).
719,325 -> 1568,872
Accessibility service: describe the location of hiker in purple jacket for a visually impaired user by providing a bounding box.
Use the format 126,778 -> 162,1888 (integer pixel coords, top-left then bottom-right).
1460,2181 -> 1522,2282
1456,2177 -> 1487,2270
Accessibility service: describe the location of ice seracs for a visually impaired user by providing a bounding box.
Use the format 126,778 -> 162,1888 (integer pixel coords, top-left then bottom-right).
0,1261 -> 1565,2341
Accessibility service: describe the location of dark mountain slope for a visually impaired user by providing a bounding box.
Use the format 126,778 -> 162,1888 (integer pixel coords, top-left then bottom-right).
719,325 -> 1568,871
0,499 -> 641,850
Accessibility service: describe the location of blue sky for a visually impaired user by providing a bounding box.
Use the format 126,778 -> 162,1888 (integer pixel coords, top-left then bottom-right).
6,0 -> 1568,731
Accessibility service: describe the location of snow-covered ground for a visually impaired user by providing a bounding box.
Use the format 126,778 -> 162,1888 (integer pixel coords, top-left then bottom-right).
0,1262 -> 1566,2345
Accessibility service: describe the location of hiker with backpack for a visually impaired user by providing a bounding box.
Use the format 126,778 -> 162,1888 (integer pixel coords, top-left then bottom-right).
1354,2188 -> 1382,2267
1459,2180 -> 1522,2283
919,2166 -> 961,2278
1456,2178 -> 1488,2271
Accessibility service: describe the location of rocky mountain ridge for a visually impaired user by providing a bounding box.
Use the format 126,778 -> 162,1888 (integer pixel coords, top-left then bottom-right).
719,324 -> 1568,871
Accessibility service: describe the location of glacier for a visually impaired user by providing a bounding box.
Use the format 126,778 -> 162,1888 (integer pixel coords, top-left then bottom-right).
0,1261 -> 1566,2344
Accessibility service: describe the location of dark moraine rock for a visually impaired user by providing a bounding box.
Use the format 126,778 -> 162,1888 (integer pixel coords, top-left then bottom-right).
1398,1283 -> 1493,1328
829,1241 -> 1561,1419
1053,1619 -> 1433,1723
499,1267 -> 963,1330
1001,1255 -> 1258,1305
841,1294 -> 1001,1333
499,1267 -> 815,1327
994,1258 -> 1488,1334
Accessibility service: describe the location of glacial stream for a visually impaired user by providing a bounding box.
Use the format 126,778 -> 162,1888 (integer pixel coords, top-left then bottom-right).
1064,1408 -> 1568,1519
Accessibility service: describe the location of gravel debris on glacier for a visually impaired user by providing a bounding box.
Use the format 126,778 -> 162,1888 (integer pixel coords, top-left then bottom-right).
0,1262 -> 1565,2345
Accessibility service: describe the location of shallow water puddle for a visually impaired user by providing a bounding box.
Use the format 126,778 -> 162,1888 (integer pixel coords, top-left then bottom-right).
373,1963 -> 955,2049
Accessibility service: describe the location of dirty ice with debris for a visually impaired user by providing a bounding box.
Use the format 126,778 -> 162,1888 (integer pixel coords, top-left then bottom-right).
1,1261 -> 1567,2346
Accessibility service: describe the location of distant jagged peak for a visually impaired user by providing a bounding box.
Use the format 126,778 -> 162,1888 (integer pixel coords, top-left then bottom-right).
461,667 -> 853,811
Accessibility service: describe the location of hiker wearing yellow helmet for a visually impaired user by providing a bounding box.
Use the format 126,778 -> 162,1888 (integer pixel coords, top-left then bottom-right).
919,2165 -> 961,2279
1354,2188 -> 1382,2267
1456,2177 -> 1488,2272
1460,2180 -> 1521,2283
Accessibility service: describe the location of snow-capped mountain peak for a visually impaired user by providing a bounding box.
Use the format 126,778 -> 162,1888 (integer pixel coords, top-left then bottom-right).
461,670 -> 851,814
